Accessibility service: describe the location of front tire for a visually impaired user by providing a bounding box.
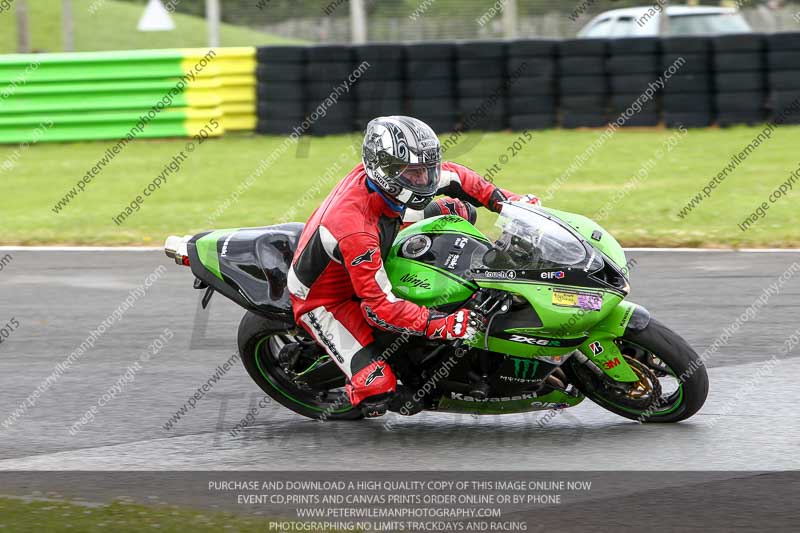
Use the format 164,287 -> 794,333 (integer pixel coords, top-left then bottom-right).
238,312 -> 363,421
566,318 -> 708,423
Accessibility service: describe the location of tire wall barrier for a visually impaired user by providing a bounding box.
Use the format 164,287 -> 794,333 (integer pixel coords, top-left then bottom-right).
0,47 -> 256,144
255,33 -> 800,136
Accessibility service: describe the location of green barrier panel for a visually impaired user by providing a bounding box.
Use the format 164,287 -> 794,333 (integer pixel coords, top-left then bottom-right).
0,81 -> 250,115
0,49 -> 234,84
0,61 -> 188,84
0,48 -> 255,143
7,78 -> 204,96
3,79 -> 186,100
1,92 -> 191,113
0,109 -> 188,127
0,50 -> 186,84
0,122 -> 190,144
0,108 -> 222,144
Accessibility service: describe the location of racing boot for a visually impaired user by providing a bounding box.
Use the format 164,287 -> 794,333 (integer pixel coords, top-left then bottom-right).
388,385 -> 425,416
346,361 -> 397,418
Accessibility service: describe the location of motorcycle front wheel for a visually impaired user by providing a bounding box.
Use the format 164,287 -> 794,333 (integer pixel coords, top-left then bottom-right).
564,318 -> 709,423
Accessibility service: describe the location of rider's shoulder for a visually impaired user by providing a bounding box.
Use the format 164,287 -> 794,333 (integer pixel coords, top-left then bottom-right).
319,198 -> 376,237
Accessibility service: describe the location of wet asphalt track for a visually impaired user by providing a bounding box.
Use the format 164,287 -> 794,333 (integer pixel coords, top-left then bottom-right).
1,249 -> 799,471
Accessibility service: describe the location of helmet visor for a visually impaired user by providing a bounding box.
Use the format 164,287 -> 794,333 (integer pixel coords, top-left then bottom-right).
381,161 -> 441,195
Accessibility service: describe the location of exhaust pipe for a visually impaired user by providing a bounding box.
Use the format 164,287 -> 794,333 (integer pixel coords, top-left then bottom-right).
164,235 -> 192,266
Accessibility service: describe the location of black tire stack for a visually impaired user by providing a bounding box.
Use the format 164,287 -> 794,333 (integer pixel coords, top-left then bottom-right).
456,41 -> 508,131
255,46 -> 307,135
506,39 -> 558,130
306,45 -> 355,136
353,44 -> 405,131
661,37 -> 714,128
712,33 -> 767,127
254,35 -> 800,137
607,37 -> 661,127
558,39 -> 608,128
404,43 -> 458,133
766,32 -> 800,124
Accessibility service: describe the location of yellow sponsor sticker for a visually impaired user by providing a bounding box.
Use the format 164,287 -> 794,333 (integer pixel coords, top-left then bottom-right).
552,290 -> 579,307
551,289 -> 603,311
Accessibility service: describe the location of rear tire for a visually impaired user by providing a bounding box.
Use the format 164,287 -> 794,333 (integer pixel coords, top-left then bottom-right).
565,318 -> 708,423
238,312 -> 363,421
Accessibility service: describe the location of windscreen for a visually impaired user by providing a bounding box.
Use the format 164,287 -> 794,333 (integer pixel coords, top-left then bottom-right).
483,203 -> 588,271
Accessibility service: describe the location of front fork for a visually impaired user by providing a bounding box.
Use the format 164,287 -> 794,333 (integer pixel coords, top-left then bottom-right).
573,301 -> 651,384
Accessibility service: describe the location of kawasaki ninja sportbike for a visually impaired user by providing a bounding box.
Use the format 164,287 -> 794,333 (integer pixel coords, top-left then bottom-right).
165,202 -> 708,423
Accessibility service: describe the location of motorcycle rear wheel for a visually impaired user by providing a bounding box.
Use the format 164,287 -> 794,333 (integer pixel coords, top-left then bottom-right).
238,312 -> 363,421
564,317 -> 708,423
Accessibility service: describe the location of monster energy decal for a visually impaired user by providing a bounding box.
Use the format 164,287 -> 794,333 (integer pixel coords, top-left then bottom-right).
501,357 -> 543,384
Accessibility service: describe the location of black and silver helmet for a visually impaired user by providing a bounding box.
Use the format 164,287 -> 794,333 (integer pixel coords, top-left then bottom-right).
362,116 -> 442,210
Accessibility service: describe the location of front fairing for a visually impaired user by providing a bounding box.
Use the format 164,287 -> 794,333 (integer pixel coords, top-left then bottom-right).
386,206 -> 631,306
470,202 -> 630,297
387,205 -> 641,384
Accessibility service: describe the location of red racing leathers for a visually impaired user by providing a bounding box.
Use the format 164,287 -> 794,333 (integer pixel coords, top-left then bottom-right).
288,161 -> 526,382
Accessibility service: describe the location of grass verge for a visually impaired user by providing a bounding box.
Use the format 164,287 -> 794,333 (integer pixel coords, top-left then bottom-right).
0,0 -> 300,54
0,496 -> 332,533
2,125 -> 799,247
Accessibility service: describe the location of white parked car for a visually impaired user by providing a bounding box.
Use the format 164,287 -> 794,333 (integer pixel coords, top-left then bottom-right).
578,6 -> 752,38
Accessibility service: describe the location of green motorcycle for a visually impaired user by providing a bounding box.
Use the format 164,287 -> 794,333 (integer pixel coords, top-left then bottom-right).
165,201 -> 708,423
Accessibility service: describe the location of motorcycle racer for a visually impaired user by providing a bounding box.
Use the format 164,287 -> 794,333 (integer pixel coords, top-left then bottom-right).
288,115 -> 539,416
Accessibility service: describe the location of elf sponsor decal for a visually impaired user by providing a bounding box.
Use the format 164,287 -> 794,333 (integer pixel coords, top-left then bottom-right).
399,272 -> 432,289
540,270 -> 565,280
552,289 -> 603,311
